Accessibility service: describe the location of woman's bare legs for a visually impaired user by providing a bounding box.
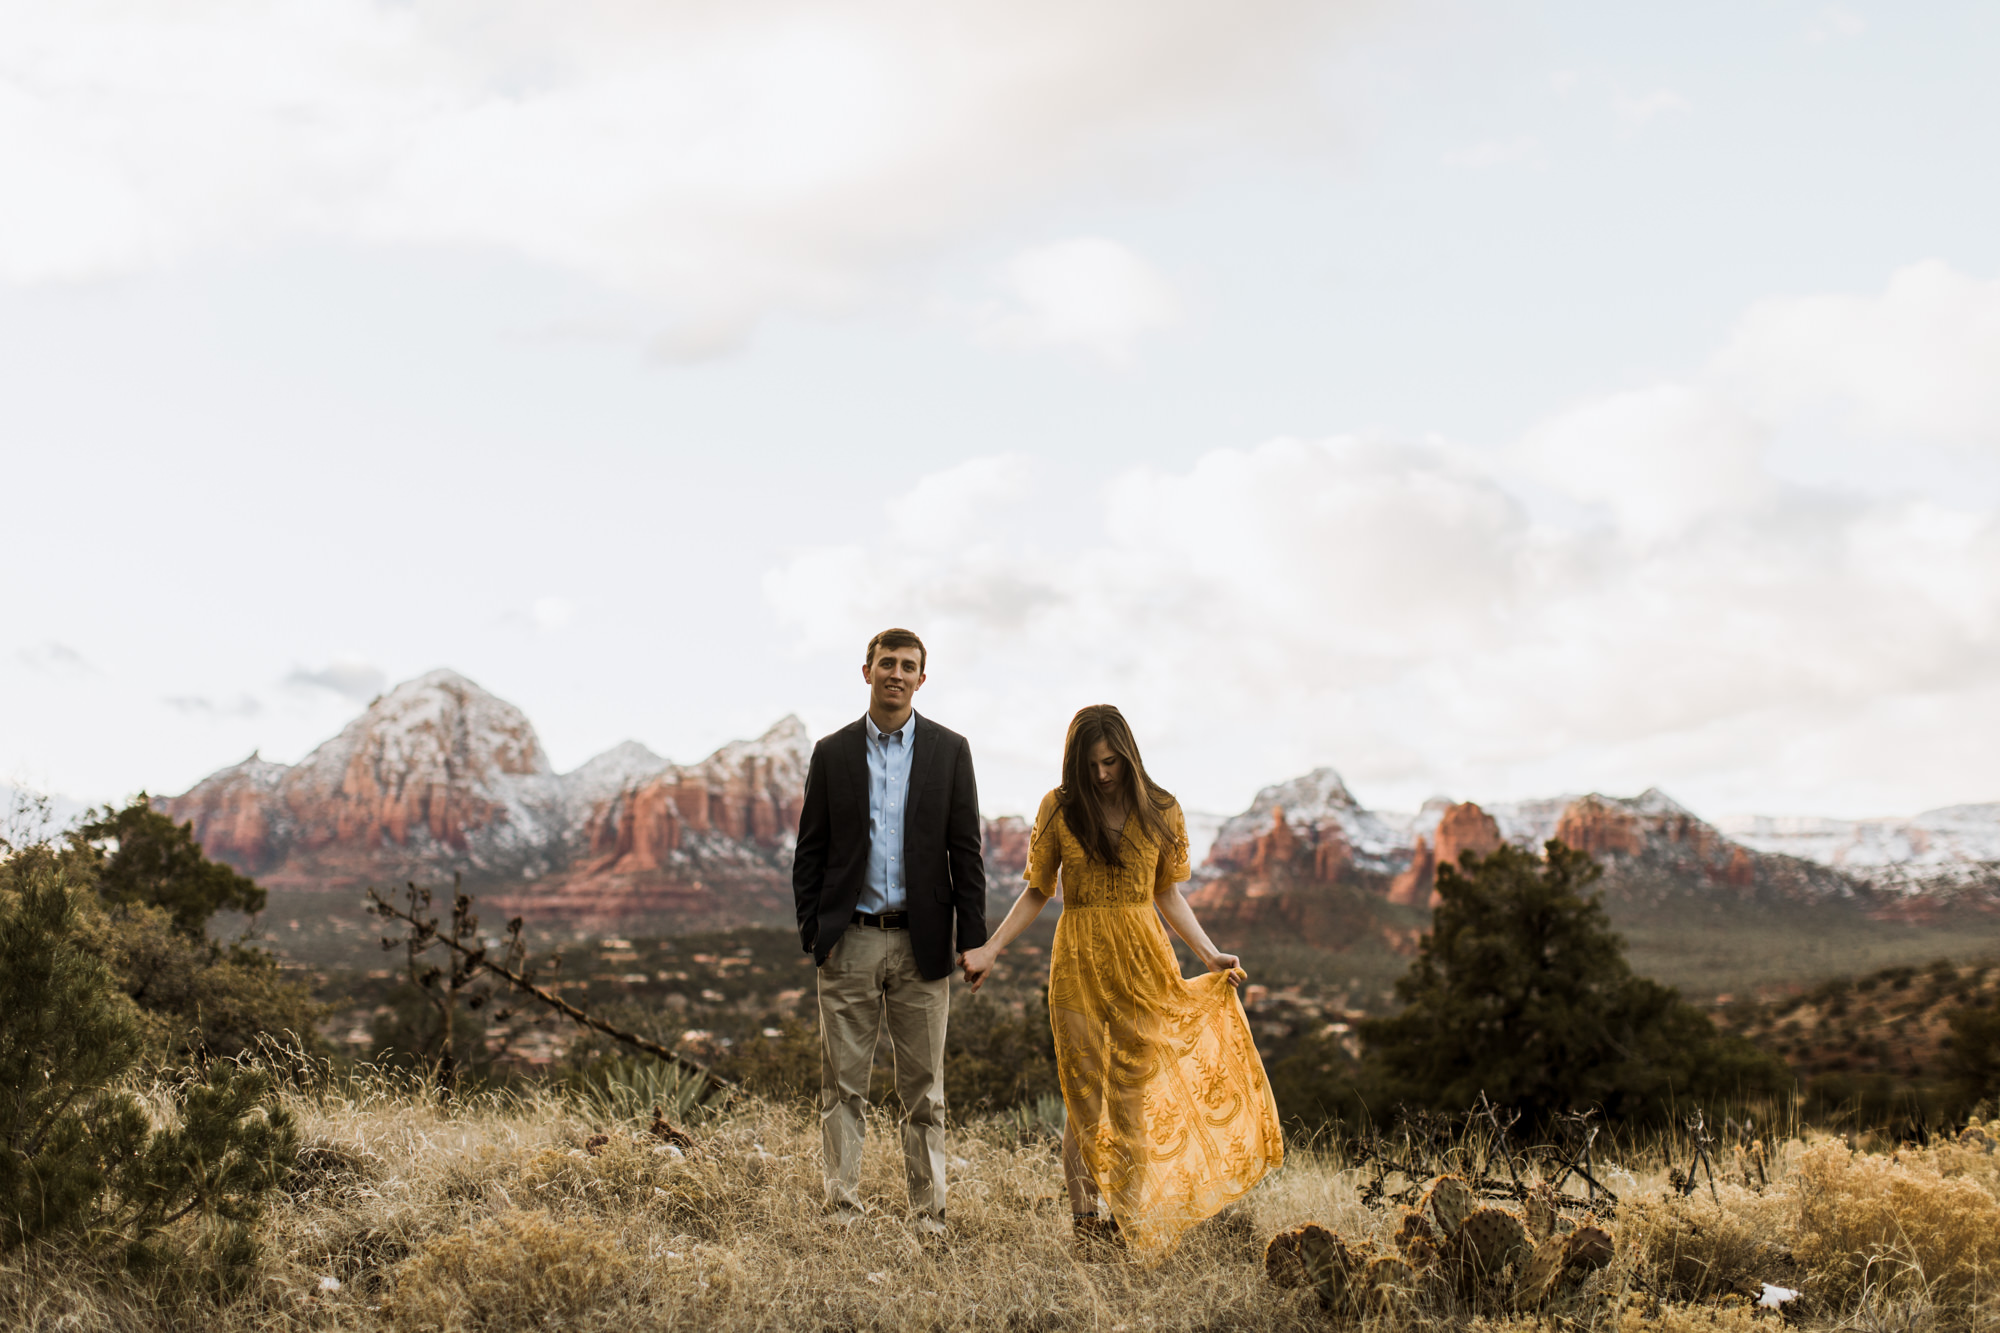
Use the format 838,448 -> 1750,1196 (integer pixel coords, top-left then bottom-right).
1062,1116 -> 1102,1214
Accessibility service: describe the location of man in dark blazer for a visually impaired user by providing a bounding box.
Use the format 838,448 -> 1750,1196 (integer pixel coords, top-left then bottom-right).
793,627 -> 987,1234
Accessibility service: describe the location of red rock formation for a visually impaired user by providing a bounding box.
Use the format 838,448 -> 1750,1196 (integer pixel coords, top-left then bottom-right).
1313,822 -> 1352,882
983,816 -> 1032,882
1385,835 -> 1437,907
167,757 -> 288,873
1437,802 -> 1504,866
1719,844 -> 1756,890
1553,796 -> 1644,858
1252,808 -> 1300,874
1386,803 -> 1504,907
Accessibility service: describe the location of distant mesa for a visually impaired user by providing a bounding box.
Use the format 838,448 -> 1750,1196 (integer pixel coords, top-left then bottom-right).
159,670 -> 2000,935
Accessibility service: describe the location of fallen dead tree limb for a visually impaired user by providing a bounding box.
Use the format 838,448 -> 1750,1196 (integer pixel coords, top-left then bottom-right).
366,878 -> 731,1097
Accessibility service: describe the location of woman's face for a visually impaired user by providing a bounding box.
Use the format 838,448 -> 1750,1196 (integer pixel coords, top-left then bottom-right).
1087,739 -> 1123,799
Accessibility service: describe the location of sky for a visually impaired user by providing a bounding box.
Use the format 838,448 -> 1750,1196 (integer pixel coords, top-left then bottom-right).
4,0 -> 1999,823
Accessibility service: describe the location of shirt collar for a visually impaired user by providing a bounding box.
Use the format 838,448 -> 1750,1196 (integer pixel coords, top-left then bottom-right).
865,711 -> 913,745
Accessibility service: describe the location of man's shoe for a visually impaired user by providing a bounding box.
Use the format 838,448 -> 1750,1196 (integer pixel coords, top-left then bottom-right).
827,1205 -> 866,1230
912,1212 -> 947,1239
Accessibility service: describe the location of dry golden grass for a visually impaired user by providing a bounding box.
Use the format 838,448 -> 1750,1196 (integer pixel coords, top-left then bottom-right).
6,1076 -> 2000,1332
1792,1136 -> 2000,1309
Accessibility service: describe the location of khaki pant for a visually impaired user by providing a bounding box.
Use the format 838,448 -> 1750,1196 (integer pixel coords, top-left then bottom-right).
817,924 -> 950,1218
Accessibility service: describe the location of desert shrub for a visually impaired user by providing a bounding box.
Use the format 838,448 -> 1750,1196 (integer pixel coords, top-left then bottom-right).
1361,841 -> 1791,1126
387,1208 -> 634,1333
1803,1069 -> 1949,1134
1265,1025 -> 1371,1132
1944,1003 -> 2000,1107
1610,1306 -> 1761,1333
564,1053 -> 724,1124
1793,1138 -> 2000,1308
369,986 -> 504,1088
8,801 -> 323,1066
943,989 -> 1060,1117
712,1017 -> 820,1103
0,848 -> 297,1277
78,800 -> 263,936
96,901 -> 322,1063
0,848 -> 149,1247
1622,1192 -> 1771,1303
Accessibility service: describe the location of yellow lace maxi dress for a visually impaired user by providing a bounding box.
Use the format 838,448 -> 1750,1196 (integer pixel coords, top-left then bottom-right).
1027,790 -> 1284,1257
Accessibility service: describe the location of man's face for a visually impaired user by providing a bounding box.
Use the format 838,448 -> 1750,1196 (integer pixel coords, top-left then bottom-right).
862,644 -> 925,715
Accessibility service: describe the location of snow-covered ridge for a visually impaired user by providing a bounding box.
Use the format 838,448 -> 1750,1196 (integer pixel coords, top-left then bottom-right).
161,669 -> 816,885
1206,767 -> 1418,873
1718,804 -> 2000,871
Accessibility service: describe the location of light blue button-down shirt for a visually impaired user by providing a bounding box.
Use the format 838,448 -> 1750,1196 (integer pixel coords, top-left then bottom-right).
858,711 -> 916,914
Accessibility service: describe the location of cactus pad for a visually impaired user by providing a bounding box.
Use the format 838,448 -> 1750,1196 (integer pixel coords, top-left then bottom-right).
1394,1209 -> 1440,1269
1563,1224 -> 1613,1274
1514,1235 -> 1569,1309
1451,1206 -> 1531,1282
1524,1183 -> 1561,1241
1513,1221 -> 1616,1310
1264,1223 -> 1340,1290
1365,1254 -> 1420,1311
1263,1224 -> 1376,1312
1423,1174 -> 1478,1238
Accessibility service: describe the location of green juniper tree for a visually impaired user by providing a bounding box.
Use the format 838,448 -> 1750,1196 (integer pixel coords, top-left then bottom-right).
69,799 -> 319,1062
80,799 -> 264,936
1360,841 -> 1789,1126
1944,1002 -> 2000,1111
0,846 -> 297,1270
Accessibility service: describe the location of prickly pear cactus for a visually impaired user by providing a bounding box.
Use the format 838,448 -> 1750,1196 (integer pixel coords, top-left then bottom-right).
1264,1223 -> 1341,1291
1264,1224 -> 1379,1312
1514,1234 -> 1569,1309
1512,1221 -> 1616,1310
1393,1209 -> 1438,1268
1449,1206 -> 1531,1287
1365,1253 -> 1420,1314
1524,1183 -> 1561,1241
1422,1174 -> 1478,1238
1563,1224 -> 1614,1275
1264,1226 -> 1388,1314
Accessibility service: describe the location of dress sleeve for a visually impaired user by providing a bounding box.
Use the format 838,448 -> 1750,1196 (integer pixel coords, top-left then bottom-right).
1155,802 -> 1192,890
1026,790 -> 1063,893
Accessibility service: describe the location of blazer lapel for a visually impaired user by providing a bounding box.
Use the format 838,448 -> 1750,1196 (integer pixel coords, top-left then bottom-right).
844,720 -> 870,833
902,714 -> 939,839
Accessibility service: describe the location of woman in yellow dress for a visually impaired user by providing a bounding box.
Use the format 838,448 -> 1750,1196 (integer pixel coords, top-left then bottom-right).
960,705 -> 1284,1259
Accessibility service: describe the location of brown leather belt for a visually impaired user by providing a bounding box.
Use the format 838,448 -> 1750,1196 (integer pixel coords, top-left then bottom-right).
851,909 -> 908,929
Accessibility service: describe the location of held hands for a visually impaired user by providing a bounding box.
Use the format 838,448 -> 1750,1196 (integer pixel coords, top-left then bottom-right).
1206,951 -> 1247,989
959,944 -> 999,993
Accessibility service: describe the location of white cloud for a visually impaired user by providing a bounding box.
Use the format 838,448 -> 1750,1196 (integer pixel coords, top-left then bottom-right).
164,694 -> 263,720
767,266 -> 2000,817
284,660 -> 388,702
0,2 -> 1358,349
1714,260 -> 2000,445
1512,384 -> 1771,542
979,238 -> 1183,364
17,641 -> 91,676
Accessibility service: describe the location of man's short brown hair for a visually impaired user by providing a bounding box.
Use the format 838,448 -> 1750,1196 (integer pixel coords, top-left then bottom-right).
864,628 -> 926,673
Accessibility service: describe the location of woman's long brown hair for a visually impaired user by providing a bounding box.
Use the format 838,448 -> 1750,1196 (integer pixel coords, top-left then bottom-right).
1057,704 -> 1177,867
